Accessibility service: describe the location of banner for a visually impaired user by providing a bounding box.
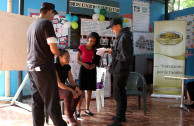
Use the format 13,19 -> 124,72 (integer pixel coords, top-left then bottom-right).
152,21 -> 186,97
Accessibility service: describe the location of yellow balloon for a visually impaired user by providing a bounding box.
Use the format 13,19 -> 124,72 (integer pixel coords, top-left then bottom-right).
99,14 -> 105,21
124,19 -> 129,23
71,22 -> 78,29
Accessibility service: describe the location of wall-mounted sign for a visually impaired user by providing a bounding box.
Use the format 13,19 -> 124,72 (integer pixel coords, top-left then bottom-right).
70,0 -> 119,18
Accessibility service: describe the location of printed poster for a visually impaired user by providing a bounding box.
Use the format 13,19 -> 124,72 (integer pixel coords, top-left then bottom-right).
133,32 -> 154,54
175,14 -> 194,49
133,0 -> 150,31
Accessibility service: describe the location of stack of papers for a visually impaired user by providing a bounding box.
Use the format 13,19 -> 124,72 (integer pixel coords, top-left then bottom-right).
96,48 -> 109,56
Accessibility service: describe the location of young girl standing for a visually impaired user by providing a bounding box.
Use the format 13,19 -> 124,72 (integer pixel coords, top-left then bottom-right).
77,32 -> 101,117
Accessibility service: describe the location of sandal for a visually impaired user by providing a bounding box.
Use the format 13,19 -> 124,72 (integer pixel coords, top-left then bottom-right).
76,110 -> 81,118
85,109 -> 93,116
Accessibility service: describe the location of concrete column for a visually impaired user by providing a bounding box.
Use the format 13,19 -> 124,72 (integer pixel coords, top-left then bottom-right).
5,71 -> 10,97
5,0 -> 13,97
7,0 -> 13,12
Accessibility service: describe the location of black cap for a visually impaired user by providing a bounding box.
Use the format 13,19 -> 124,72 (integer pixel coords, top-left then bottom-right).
106,18 -> 122,29
41,2 -> 58,15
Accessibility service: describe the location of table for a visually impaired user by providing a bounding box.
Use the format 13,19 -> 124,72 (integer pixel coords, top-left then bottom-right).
164,75 -> 194,112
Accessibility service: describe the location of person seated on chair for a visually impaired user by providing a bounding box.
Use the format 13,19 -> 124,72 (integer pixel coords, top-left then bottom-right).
55,49 -> 82,126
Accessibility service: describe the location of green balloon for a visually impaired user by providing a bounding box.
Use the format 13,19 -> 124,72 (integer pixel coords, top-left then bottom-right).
120,17 -> 124,21
100,9 -> 106,15
99,14 -> 105,21
71,22 -> 78,29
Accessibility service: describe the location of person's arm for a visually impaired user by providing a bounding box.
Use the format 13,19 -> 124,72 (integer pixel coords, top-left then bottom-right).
68,70 -> 82,95
111,35 -> 133,63
56,71 -> 79,98
47,37 -> 59,57
56,71 -> 73,91
49,43 -> 59,57
77,51 -> 90,69
45,21 -> 59,57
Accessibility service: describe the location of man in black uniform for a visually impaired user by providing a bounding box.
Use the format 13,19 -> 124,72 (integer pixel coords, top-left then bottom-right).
27,2 -> 67,126
107,18 -> 133,126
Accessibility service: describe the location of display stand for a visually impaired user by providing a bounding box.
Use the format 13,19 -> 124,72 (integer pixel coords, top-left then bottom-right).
10,74 -> 31,111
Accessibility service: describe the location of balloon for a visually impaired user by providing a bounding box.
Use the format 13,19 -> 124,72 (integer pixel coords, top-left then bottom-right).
119,17 -> 124,21
72,15 -> 78,22
65,14 -> 72,21
99,14 -> 105,21
94,7 -> 100,14
100,9 -> 106,15
63,22 -> 71,28
71,22 -> 78,29
123,21 -> 127,28
92,14 -> 99,21
124,19 -> 130,23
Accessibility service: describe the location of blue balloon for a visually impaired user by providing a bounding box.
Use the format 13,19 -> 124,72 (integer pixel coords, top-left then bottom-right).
65,14 -> 72,22
123,22 -> 127,28
94,7 -> 100,14
72,16 -> 78,22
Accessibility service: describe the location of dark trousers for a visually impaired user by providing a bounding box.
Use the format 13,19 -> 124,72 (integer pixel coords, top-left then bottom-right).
28,69 -> 66,126
187,81 -> 194,101
112,74 -> 128,121
58,88 -> 80,117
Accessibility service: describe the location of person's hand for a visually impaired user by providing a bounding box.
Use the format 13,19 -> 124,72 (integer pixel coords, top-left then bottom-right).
75,86 -> 82,96
71,90 -> 79,98
83,63 -> 90,69
89,64 -> 95,70
108,48 -> 112,54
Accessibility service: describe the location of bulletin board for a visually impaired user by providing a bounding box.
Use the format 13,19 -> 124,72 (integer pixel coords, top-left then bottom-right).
81,18 -> 116,37
133,31 -> 154,55
175,14 -> 194,49
30,13 -> 69,49
0,11 -> 35,70
132,0 -> 150,31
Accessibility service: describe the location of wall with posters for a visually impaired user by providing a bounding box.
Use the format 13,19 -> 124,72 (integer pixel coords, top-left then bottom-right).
0,0 -> 165,96
168,7 -> 194,83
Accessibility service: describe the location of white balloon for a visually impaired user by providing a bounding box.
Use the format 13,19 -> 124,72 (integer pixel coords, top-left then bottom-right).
92,14 -> 99,21
63,22 -> 71,28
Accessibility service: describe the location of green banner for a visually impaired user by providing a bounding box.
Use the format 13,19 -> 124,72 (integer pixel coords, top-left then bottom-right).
153,21 -> 186,96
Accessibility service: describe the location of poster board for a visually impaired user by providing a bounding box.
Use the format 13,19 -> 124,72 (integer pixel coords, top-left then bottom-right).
81,18 -> 116,37
67,49 -> 80,80
0,11 -> 35,70
30,13 -> 68,49
132,0 -> 150,31
175,14 -> 194,49
133,32 -> 154,54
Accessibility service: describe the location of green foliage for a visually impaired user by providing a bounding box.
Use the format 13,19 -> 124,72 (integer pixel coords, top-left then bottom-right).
168,0 -> 194,12
180,0 -> 194,8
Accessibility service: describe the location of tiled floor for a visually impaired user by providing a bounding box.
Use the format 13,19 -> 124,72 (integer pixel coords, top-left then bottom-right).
0,95 -> 194,126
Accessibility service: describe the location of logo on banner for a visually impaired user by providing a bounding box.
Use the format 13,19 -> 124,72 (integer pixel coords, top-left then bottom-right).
156,31 -> 183,45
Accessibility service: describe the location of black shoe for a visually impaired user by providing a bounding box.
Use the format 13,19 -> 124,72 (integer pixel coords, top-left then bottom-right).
187,103 -> 194,108
85,109 -> 93,116
108,121 -> 122,126
112,116 -> 126,122
76,110 -> 81,118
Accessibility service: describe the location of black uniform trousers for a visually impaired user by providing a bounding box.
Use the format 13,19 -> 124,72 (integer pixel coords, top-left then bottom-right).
28,68 -> 66,126
112,74 -> 128,121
